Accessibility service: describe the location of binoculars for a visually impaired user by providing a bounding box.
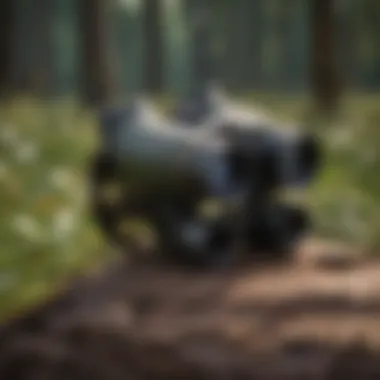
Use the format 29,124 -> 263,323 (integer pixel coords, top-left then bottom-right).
90,88 -> 320,268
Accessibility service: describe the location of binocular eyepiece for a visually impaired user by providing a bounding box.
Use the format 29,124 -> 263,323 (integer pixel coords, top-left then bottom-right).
226,129 -> 321,193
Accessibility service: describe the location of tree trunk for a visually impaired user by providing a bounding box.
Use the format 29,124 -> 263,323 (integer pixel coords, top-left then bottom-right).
222,0 -> 243,90
362,0 -> 380,89
275,0 -> 295,90
5,0 -> 56,96
185,0 -> 216,96
310,0 -> 342,113
35,0 -> 55,96
79,0 -> 114,107
0,0 -> 14,95
245,0 -> 264,90
142,0 -> 163,94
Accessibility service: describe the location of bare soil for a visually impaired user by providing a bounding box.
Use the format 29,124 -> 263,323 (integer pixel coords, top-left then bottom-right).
1,239 -> 380,380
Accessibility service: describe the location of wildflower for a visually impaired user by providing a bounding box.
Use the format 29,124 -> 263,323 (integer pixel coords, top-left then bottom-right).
52,208 -> 76,241
50,167 -> 73,190
11,214 -> 43,242
15,141 -> 39,163
329,127 -> 354,148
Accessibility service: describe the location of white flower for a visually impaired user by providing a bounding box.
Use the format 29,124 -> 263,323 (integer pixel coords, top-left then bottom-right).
50,167 -> 73,191
0,127 -> 19,147
52,209 -> 76,241
329,127 -> 354,148
15,141 -> 39,163
11,214 -> 43,242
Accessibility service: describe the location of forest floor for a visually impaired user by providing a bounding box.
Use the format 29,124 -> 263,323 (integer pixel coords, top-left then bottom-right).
1,239 -> 380,380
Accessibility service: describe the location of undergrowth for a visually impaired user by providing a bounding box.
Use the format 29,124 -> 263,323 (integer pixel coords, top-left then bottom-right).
0,93 -> 379,320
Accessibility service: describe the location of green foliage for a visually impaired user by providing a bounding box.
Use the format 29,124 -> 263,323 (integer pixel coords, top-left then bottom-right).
0,97 -> 106,321
308,95 -> 380,248
247,93 -> 380,250
0,94 -> 380,321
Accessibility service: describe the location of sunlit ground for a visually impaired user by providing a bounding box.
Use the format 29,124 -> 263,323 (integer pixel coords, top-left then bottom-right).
0,93 -> 379,320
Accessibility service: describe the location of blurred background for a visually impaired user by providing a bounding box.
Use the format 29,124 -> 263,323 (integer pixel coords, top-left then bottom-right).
0,0 -> 379,320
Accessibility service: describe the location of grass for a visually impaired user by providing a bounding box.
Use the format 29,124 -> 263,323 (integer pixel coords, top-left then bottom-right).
0,92 -> 379,321
0,97 -> 106,321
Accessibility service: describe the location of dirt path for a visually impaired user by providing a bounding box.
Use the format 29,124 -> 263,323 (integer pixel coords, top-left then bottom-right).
1,239 -> 380,379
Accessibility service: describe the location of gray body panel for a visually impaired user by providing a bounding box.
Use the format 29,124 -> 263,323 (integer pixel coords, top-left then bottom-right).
100,99 -> 233,198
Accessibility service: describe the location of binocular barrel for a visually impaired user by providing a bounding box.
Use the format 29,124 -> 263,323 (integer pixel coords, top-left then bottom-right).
99,102 -> 233,200
94,97 -> 321,267
99,101 -> 321,200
